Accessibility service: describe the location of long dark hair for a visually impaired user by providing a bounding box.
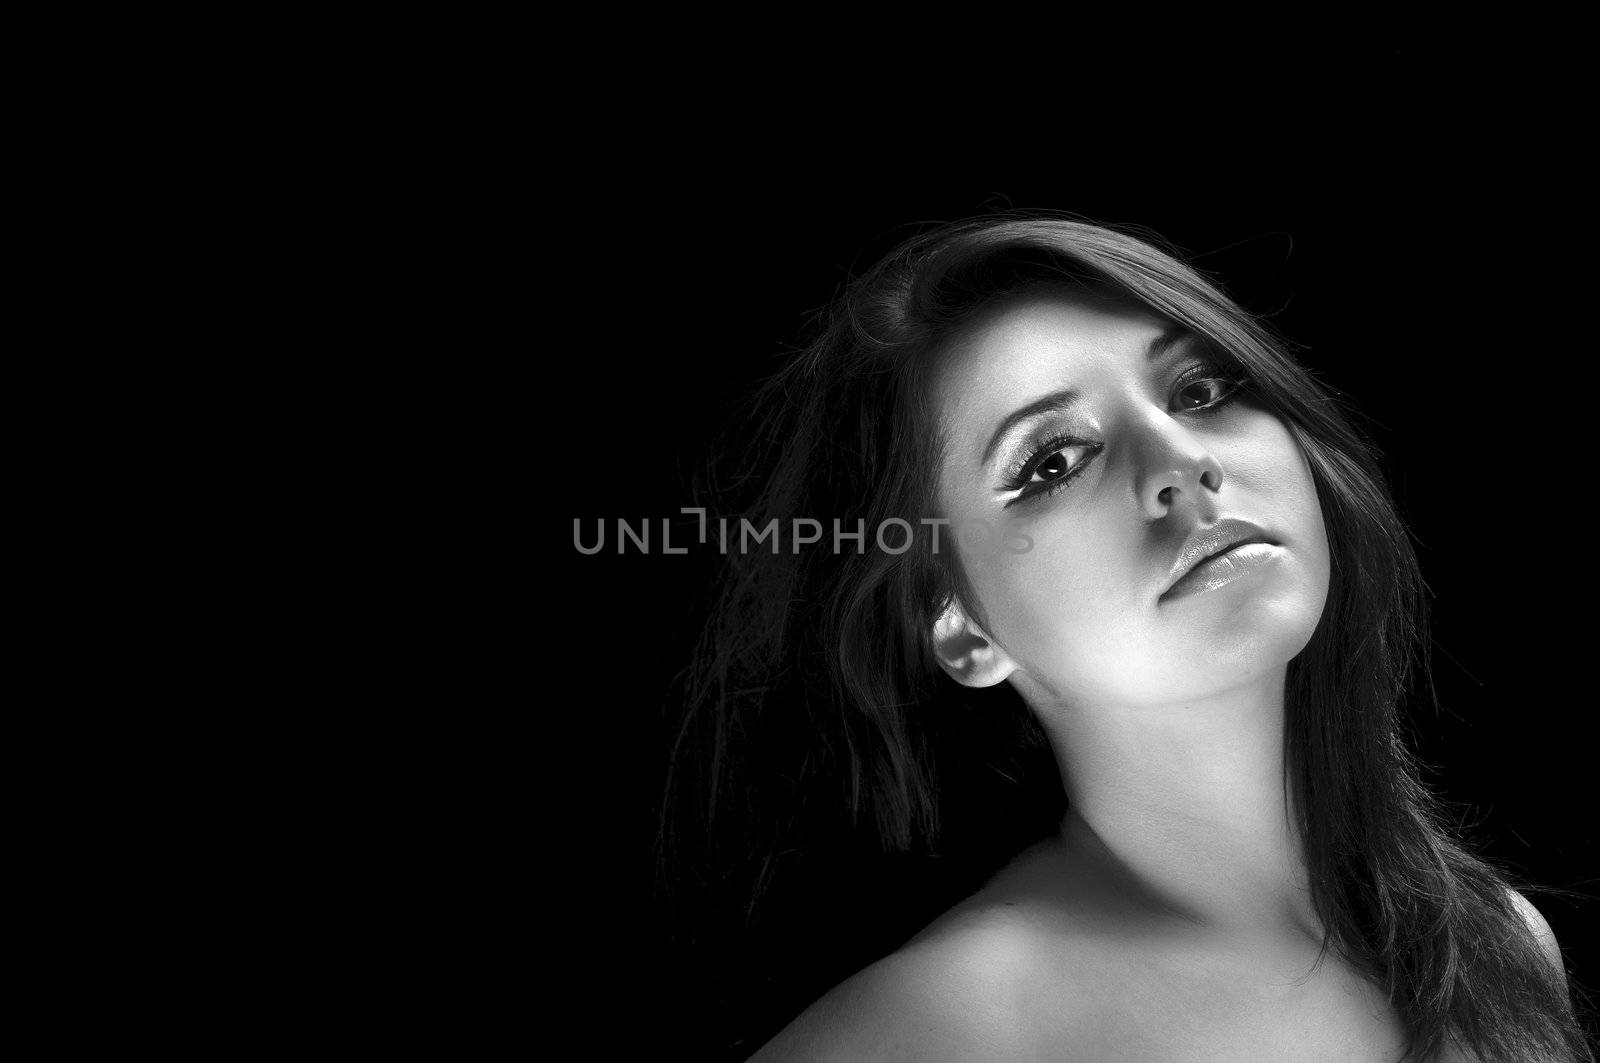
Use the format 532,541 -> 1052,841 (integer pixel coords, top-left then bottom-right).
656,211 -> 1589,1062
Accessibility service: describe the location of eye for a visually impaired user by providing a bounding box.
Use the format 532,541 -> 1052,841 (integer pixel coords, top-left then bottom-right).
1030,443 -> 1094,484
1001,436 -> 1103,506
1172,365 -> 1244,412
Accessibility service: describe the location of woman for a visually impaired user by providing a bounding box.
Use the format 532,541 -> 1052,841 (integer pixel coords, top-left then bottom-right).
656,212 -> 1589,1061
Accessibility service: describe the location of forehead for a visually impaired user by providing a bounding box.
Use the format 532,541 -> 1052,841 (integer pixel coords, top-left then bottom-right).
932,286 -> 1173,425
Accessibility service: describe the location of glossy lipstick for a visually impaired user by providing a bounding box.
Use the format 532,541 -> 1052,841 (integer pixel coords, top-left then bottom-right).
1158,518 -> 1281,604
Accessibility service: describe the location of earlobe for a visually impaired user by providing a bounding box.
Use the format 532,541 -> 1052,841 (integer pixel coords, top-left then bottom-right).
931,598 -> 1017,688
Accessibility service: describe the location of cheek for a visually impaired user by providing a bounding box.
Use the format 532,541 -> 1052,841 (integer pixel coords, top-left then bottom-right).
1267,421 -> 1328,553
1222,412 -> 1313,497
1223,413 -> 1327,538
1226,413 -> 1333,612
957,512 -> 1135,678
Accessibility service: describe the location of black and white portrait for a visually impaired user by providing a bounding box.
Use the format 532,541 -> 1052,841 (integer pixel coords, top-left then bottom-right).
557,165 -> 1595,1061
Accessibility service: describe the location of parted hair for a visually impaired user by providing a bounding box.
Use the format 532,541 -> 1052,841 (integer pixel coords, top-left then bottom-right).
658,211 -> 1590,1062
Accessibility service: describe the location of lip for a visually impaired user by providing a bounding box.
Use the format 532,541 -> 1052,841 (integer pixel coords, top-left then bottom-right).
1158,518 -> 1281,603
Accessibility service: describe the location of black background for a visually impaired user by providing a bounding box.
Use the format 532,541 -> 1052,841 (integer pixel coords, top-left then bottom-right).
547,89 -> 1595,1057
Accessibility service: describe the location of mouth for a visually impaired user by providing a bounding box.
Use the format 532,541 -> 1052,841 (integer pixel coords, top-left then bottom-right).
1158,519 -> 1282,603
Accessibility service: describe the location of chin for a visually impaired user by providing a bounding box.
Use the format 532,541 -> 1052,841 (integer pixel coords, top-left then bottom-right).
1200,579 -> 1326,672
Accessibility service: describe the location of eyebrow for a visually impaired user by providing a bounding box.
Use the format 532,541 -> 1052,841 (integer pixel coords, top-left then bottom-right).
978,325 -> 1191,466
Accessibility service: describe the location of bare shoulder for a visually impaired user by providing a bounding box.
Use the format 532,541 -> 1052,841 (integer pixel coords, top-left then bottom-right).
1507,887 -> 1567,989
744,902 -> 1072,1063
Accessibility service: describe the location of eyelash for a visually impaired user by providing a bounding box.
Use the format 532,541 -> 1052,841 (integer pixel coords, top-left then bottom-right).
1001,361 -> 1248,506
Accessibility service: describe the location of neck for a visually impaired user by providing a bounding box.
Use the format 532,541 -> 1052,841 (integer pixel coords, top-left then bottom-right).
1023,666 -> 1319,944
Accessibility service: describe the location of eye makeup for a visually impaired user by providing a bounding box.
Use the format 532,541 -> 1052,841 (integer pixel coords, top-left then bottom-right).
999,430 -> 1103,506
993,354 -> 1252,508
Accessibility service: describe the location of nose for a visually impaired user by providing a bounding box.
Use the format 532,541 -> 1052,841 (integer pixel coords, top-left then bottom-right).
1133,414 -> 1225,521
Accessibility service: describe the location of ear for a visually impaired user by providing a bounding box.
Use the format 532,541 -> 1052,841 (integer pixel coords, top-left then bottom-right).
931,597 -> 1017,688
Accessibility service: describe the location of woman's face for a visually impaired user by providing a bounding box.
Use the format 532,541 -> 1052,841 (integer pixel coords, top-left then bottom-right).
930,285 -> 1331,708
